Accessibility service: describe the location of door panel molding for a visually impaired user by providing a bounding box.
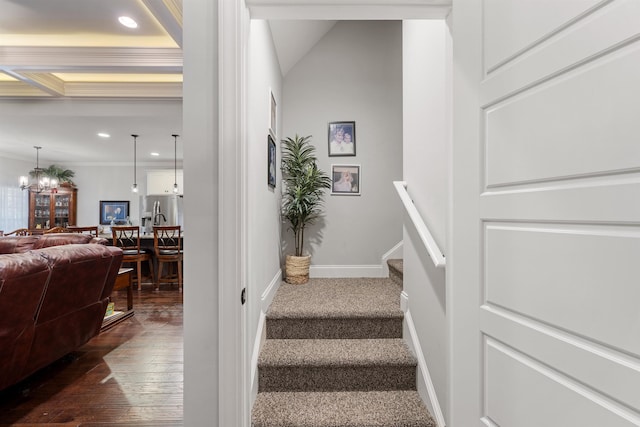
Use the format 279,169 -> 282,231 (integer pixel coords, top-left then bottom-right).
482,305 -> 640,411
484,337 -> 640,426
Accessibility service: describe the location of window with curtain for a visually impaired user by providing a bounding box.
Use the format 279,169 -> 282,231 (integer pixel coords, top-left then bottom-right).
0,186 -> 28,234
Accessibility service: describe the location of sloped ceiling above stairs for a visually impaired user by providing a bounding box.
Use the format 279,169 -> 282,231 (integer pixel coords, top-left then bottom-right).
269,20 -> 337,76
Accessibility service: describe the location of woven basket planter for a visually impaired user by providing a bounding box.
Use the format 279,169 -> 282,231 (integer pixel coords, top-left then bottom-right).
285,255 -> 311,284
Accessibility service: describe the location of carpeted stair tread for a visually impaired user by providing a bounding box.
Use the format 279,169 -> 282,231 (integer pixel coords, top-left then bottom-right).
267,278 -> 402,319
251,390 -> 436,427
258,339 -> 417,392
258,338 -> 416,367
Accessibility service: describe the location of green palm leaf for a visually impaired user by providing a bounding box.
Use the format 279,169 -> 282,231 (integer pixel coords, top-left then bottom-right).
281,134 -> 331,256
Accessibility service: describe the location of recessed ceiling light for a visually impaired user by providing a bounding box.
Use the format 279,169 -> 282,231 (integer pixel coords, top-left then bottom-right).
97,132 -> 110,138
150,152 -> 160,156
118,16 -> 138,29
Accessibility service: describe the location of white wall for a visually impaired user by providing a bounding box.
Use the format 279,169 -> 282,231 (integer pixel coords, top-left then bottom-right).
247,19 -> 284,400
402,19 -> 450,423
282,21 -> 403,269
72,163 -> 180,227
0,156 -> 32,187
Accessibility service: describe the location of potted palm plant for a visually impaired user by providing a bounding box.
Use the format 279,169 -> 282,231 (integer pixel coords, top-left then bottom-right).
30,165 -> 76,187
281,134 -> 332,284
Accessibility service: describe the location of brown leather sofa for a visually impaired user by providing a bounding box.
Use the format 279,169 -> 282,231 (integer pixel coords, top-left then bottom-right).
0,234 -> 123,391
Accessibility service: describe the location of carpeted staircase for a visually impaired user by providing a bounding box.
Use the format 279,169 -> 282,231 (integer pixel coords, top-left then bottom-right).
251,275 -> 436,427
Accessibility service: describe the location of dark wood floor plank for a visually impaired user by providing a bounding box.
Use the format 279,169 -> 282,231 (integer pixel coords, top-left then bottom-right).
0,285 -> 183,426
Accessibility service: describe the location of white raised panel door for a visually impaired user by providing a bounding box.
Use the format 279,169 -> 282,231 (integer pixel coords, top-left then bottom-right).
451,0 -> 640,426
146,170 -> 184,195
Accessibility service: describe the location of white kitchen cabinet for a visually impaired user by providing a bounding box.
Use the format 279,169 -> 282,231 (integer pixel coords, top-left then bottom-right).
147,169 -> 184,195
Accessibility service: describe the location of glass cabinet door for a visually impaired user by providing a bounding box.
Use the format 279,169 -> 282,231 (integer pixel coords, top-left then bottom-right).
34,193 -> 50,228
53,194 -> 71,227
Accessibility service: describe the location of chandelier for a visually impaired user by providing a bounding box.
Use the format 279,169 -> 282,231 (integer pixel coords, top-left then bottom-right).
19,146 -> 58,193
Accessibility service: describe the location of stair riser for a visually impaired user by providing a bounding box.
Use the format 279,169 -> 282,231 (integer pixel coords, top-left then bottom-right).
266,317 -> 403,339
259,365 -> 417,392
389,268 -> 403,287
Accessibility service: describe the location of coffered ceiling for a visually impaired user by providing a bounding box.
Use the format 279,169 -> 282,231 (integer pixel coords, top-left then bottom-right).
0,0 -> 182,98
0,0 -> 183,164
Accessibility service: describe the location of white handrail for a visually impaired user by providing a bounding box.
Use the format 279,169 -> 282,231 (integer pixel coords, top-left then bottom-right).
393,181 -> 446,268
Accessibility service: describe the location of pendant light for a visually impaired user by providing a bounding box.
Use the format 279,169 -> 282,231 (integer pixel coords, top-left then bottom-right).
131,134 -> 139,193
19,146 -> 57,193
172,134 -> 179,193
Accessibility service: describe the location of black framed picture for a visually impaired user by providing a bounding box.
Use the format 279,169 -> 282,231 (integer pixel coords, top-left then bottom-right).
267,134 -> 276,188
331,164 -> 361,195
100,200 -> 130,225
328,121 -> 356,157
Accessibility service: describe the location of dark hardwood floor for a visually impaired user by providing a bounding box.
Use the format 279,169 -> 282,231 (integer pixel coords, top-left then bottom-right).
0,283 -> 183,426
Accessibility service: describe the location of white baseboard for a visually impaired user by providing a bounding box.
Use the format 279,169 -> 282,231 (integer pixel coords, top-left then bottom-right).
250,269 -> 282,405
402,300 -> 446,427
308,242 -> 404,279
309,264 -> 385,278
250,311 -> 265,405
261,269 -> 282,312
383,241 -> 404,261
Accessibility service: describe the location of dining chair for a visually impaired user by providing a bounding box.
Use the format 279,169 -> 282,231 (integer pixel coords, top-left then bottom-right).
4,228 -> 30,236
67,225 -> 99,237
112,226 -> 154,290
153,225 -> 183,291
44,226 -> 69,234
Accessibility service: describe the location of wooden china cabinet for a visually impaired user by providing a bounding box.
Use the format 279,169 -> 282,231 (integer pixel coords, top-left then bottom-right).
28,185 -> 77,230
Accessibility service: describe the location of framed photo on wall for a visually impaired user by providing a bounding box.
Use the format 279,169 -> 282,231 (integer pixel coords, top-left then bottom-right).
100,200 -> 130,225
328,121 -> 356,157
269,89 -> 277,137
267,134 -> 276,188
331,164 -> 361,195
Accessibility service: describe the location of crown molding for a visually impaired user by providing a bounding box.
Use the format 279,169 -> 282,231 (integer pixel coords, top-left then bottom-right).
0,46 -> 183,69
64,82 -> 182,98
0,77 -> 182,98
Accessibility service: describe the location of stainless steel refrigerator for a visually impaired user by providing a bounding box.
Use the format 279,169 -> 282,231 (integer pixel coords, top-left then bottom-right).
140,195 -> 183,234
